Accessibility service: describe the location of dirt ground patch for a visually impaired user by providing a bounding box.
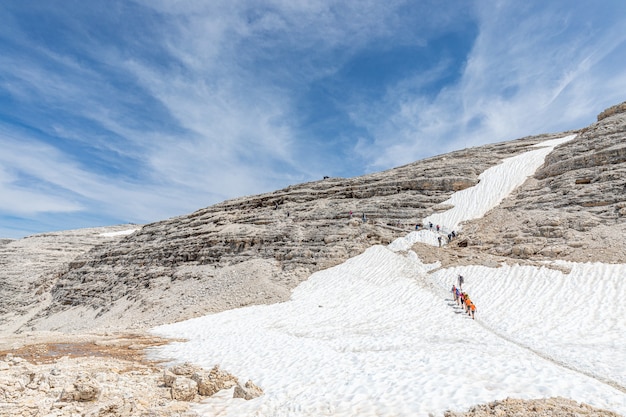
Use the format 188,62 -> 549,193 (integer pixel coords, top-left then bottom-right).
0,333 -> 172,366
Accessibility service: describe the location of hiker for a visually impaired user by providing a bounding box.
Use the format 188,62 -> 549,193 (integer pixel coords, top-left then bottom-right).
447,233 -> 452,243
458,275 -> 464,290
436,224 -> 440,232
451,230 -> 456,238
429,222 -> 433,230
349,211 -> 353,218
415,224 -> 419,230
463,293 -> 471,313
455,287 -> 461,305
437,236 -> 442,247
451,285 -> 457,302
470,302 -> 476,319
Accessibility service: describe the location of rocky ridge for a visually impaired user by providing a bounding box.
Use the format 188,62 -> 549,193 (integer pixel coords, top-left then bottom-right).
0,225 -> 140,335
461,106 -> 626,262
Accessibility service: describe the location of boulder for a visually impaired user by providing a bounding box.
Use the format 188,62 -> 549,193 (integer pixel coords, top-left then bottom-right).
163,369 -> 177,387
170,377 -> 197,401
169,362 -> 199,377
192,365 -> 239,397
60,373 -> 101,402
233,380 -> 264,400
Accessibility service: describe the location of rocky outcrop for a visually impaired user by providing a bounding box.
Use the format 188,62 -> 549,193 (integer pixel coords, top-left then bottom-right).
233,380 -> 264,400
597,100 -> 626,121
163,362 -> 258,401
0,352 -> 194,417
459,104 -> 626,263
0,339 -> 261,417
192,365 -> 239,397
0,225 -> 141,334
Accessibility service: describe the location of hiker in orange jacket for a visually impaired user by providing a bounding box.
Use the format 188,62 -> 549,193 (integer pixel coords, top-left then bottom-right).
464,294 -> 471,314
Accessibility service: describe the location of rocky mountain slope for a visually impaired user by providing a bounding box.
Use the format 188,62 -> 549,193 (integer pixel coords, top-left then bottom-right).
0,226 -> 139,335
1,103 -> 625,335
463,105 -> 626,262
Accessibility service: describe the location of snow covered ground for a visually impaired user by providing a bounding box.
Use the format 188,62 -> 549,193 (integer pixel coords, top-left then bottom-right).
150,134 -> 626,417
99,228 -> 139,237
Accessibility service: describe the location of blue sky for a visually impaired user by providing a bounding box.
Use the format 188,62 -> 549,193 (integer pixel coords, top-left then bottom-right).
1,1 -> 625,239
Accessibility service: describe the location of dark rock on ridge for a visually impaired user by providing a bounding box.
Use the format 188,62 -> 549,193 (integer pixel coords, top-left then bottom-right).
597,100 -> 626,121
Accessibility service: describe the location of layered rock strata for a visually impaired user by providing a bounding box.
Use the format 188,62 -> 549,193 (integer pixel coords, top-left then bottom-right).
461,102 -> 626,262
0,226 -> 140,334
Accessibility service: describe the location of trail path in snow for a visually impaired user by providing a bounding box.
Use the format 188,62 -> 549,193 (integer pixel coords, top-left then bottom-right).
423,272 -> 626,395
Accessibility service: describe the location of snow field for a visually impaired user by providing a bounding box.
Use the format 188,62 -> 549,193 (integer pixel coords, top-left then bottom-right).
432,262 -> 626,391
151,244 -> 626,416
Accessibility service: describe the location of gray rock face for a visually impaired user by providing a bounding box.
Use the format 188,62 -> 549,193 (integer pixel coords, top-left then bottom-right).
463,104 -> 626,262
0,225 -> 140,334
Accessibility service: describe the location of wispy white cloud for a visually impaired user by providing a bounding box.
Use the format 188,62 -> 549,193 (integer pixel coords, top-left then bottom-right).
0,0 -> 624,238
352,1 -> 626,169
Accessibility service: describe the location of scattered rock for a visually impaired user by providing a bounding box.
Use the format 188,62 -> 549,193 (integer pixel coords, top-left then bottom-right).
233,380 -> 264,400
168,362 -> 198,378
445,396 -> 622,417
192,365 -> 239,397
60,372 -> 101,402
170,377 -> 197,401
162,369 -> 177,387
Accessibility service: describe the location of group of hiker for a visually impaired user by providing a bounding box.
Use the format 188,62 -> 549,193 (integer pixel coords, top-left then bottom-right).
451,275 -> 476,319
419,222 -> 458,247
